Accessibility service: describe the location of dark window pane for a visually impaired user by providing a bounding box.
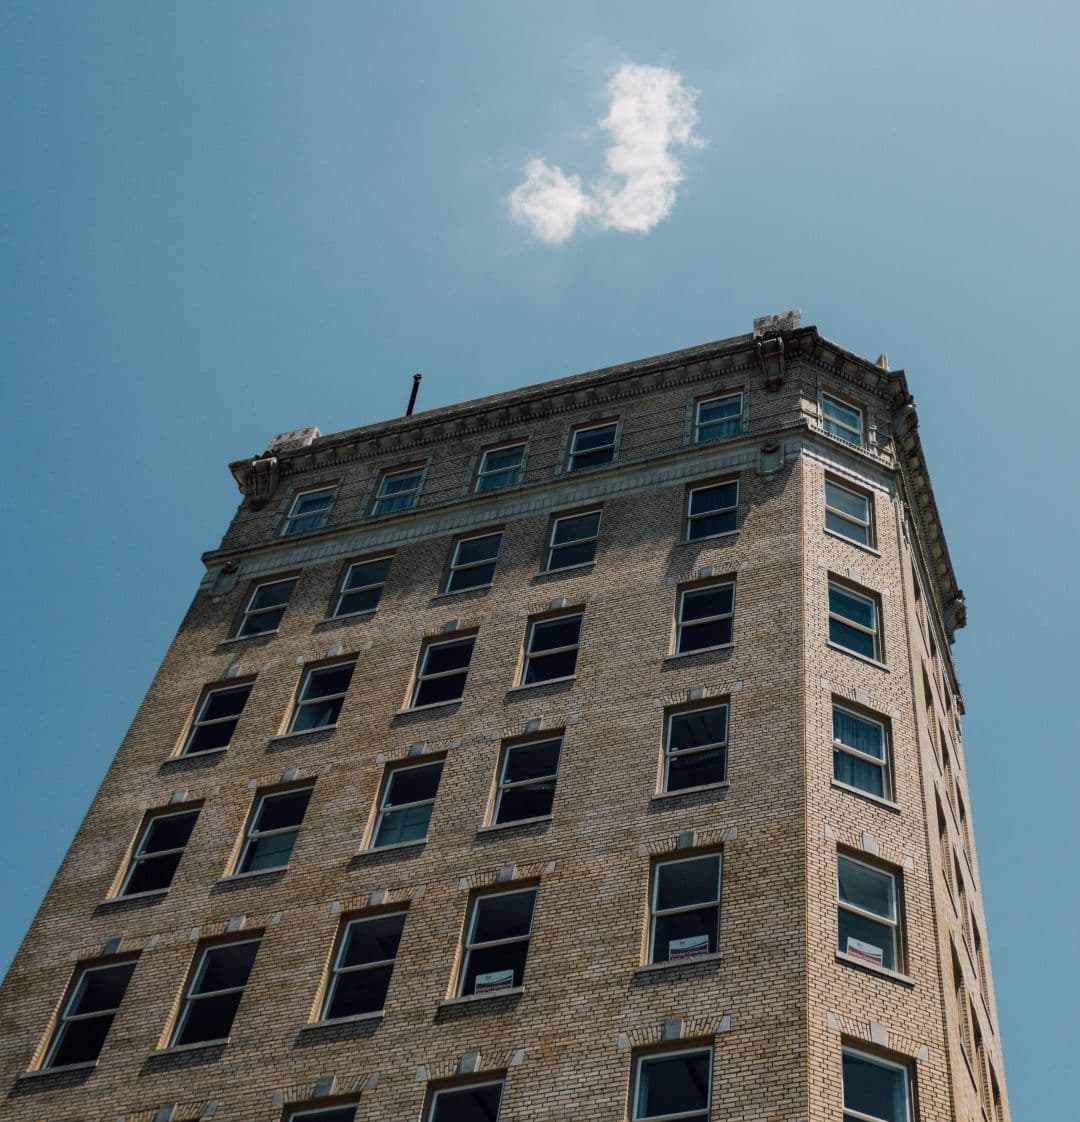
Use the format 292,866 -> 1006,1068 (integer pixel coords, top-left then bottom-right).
175,991 -> 242,1045
826,509 -> 869,543
302,664 -> 355,700
669,708 -> 727,752
503,741 -> 560,783
187,720 -> 237,752
337,586 -> 382,615
462,941 -> 529,994
239,831 -> 298,873
472,891 -> 535,942
124,851 -> 182,895
141,812 -> 198,854
326,964 -> 393,1018
829,619 -> 876,658
200,685 -> 251,722
385,763 -> 443,806
456,535 -> 502,565
667,748 -> 726,791
834,750 -> 885,797
483,446 -> 524,472
381,470 -> 422,495
681,585 -> 733,622
531,616 -> 582,652
549,540 -> 597,569
250,580 -> 296,610
688,511 -> 737,539
431,1083 -> 504,1122
838,859 -> 894,918
689,482 -> 737,516
838,911 -> 896,970
346,558 -> 392,588
340,914 -> 406,967
448,563 -> 496,592
834,710 -> 884,759
290,1109 -> 358,1122
71,963 -> 135,1015
50,1014 -> 114,1067
653,907 -> 719,961
678,618 -> 732,652
254,789 -> 311,831
843,1053 -> 906,1121
238,606 -> 286,636
656,856 -> 720,910
552,511 -> 601,545
424,638 -> 475,675
496,783 -> 556,823
477,470 -> 518,492
573,424 -> 616,451
523,649 -> 578,684
829,586 -> 875,629
292,697 -> 344,731
638,1051 -> 711,1117
415,672 -> 468,706
375,804 -> 433,847
194,942 -> 259,994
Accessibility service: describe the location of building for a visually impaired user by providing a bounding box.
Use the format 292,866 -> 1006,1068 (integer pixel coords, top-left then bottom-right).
0,312 -> 1009,1122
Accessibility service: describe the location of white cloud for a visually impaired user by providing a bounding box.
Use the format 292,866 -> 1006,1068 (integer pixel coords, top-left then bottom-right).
509,63 -> 704,245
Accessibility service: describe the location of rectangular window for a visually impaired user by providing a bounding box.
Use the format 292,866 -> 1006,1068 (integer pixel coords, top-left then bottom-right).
287,1108 -> 357,1122
411,635 -> 475,707
333,556 -> 392,617
235,576 -> 297,638
825,478 -> 874,546
289,661 -> 355,733
695,391 -> 743,443
828,580 -> 882,661
842,1047 -> 911,1122
372,760 -> 444,848
170,938 -> 260,1047
686,480 -> 738,540
118,807 -> 199,896
458,887 -> 537,996
234,786 -> 313,874
446,532 -> 502,593
675,581 -> 735,654
649,853 -> 722,964
43,959 -> 136,1069
633,1048 -> 712,1122
476,443 -> 525,492
823,392 -> 864,446
837,855 -> 901,971
545,509 -> 601,571
493,736 -> 562,824
664,705 -> 728,792
183,682 -> 252,755
427,1083 -> 504,1122
833,705 -> 891,800
521,612 -> 582,685
322,911 -> 406,1019
567,421 -> 617,472
282,486 -> 337,537
373,466 -> 423,515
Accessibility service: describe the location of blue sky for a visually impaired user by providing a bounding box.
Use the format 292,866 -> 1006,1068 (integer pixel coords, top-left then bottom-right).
2,2 -> 1075,1114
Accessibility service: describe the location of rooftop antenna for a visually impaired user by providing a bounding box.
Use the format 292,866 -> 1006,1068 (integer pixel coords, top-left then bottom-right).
406,372 -> 422,416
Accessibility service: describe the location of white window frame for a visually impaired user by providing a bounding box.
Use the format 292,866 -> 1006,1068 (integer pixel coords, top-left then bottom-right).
837,854 -> 900,971
42,959 -> 136,1069
411,635 -> 475,708
288,661 -> 355,733
234,786 -> 312,874
685,479 -> 739,541
545,509 -> 602,572
445,532 -> 502,593
371,759 -> 444,848
281,485 -> 337,537
825,477 -> 874,546
648,852 -> 722,964
333,555 -> 392,618
675,581 -> 735,655
170,938 -> 260,1047
822,391 -> 865,446
832,704 -> 891,800
182,682 -> 252,755
322,910 -> 407,1020
632,1046 -> 714,1122
492,736 -> 563,825
828,580 -> 882,661
287,1108 -> 358,1122
694,391 -> 744,443
118,806 -> 199,897
567,420 -> 618,472
235,576 -> 296,638
372,466 -> 424,515
841,1046 -> 912,1122
458,886 -> 537,997
662,704 -> 729,792
475,443 -> 526,492
427,1082 -> 505,1122
520,612 -> 583,685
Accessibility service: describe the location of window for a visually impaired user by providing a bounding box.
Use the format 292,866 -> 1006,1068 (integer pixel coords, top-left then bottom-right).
287,1108 -> 357,1122
322,911 -> 406,1019
837,855 -> 901,971
446,532 -> 502,593
427,1083 -> 504,1122
825,478 -> 874,546
649,853 -> 721,963
458,887 -> 537,996
545,509 -> 601,571
493,736 -> 562,824
118,807 -> 199,896
663,705 -> 728,792
521,612 -> 582,684
372,760 -> 444,847
373,466 -> 423,515
183,682 -> 252,754
828,580 -> 882,661
333,556 -> 392,617
842,1048 -> 911,1122
289,661 -> 355,732
42,959 -> 136,1069
695,391 -> 743,443
567,421 -> 617,472
633,1048 -> 712,1122
686,480 -> 738,540
234,786 -> 313,874
411,635 -> 475,707
675,581 -> 734,654
833,705 -> 891,800
822,392 -> 864,446
282,486 -> 336,537
476,443 -> 525,492
170,938 -> 260,1047
235,577 -> 297,638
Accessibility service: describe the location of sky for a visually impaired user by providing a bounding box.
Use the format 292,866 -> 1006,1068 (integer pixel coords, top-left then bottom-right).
1,1 -> 1076,1114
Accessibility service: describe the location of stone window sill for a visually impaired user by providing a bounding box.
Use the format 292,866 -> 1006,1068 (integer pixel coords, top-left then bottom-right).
218,631 -> 278,647
150,1038 -> 229,1057
162,746 -> 228,764
439,986 -> 524,1007
269,724 -> 337,745
823,528 -> 881,557
316,609 -> 377,625
397,699 -> 462,716
300,1010 -> 383,1031
835,951 -> 914,987
100,887 -> 169,906
355,838 -> 427,857
431,586 -> 492,602
506,676 -> 576,694
634,952 -> 722,975
18,1060 -> 97,1080
830,780 -> 900,813
677,531 -> 739,546
664,643 -> 733,663
826,642 -> 889,672
651,781 -> 730,801
538,561 -> 596,578
217,865 -> 289,884
477,815 -> 553,834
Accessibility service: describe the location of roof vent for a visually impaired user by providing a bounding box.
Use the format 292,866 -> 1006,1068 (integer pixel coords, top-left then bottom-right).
753,309 -> 801,336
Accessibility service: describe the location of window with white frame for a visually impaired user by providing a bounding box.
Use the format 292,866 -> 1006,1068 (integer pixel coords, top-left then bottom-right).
372,760 -> 444,848
281,486 -> 337,537
427,1082 -> 504,1122
822,392 -> 864,446
322,911 -> 406,1019
675,581 -> 735,654
445,532 -> 502,593
686,480 -> 738,540
632,1048 -> 713,1122
521,612 -> 582,685
118,807 -> 200,896
837,854 -> 901,971
649,853 -> 721,964
42,959 -> 137,1069
825,478 -> 874,546
476,443 -> 525,492
288,661 -> 355,732
833,704 -> 891,800
545,509 -> 601,571
411,635 -> 475,707
695,391 -> 743,443
458,887 -> 537,996
333,556 -> 392,617
234,785 -> 313,874
663,704 -> 728,792
842,1047 -> 912,1122
828,580 -> 882,661
183,682 -> 252,754
372,466 -> 424,515
567,421 -> 617,472
493,736 -> 562,824
170,938 -> 260,1047
234,576 -> 297,638
286,1108 -> 357,1122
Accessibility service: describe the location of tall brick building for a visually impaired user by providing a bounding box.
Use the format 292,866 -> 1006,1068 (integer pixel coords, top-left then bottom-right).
0,313 -> 1009,1122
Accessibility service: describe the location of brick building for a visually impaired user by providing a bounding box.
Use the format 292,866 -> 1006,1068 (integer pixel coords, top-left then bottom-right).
0,312 -> 1009,1122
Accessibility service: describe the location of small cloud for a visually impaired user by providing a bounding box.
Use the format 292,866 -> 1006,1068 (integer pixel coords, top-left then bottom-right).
509,63 -> 704,245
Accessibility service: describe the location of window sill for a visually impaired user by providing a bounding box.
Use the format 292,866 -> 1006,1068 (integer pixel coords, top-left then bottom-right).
634,952 -> 722,974
830,780 -> 900,813
218,631 -> 278,647
355,838 -> 427,856
396,699 -> 463,716
316,609 -> 377,624
100,887 -> 169,905
664,643 -> 733,663
506,676 -> 576,694
18,1060 -> 97,1080
217,865 -> 289,884
538,561 -> 596,577
151,1038 -> 230,1057
431,586 -> 492,601
301,1010 -> 383,1031
477,815 -> 553,834
651,781 -> 730,801
823,528 -> 881,557
835,952 -> 914,987
269,724 -> 338,745
439,986 -> 524,1007
677,531 -> 739,546
163,746 -> 228,763
826,642 -> 889,672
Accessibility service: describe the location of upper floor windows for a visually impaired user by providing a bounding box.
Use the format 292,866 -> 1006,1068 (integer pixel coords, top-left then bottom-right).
825,478 -> 874,547
492,736 -> 562,824
663,704 -> 728,792
476,444 -> 525,492
567,421 -> 617,472
322,910 -> 407,1020
427,1083 -> 504,1122
457,887 -> 537,996
675,580 -> 735,655
333,556 -> 392,617
282,486 -> 336,537
842,1047 -> 912,1122
288,1108 -> 357,1122
183,682 -> 252,755
521,612 -> 582,685
633,1048 -> 713,1122
833,704 -> 892,801
822,392 -> 864,446
694,392 -> 743,443
545,509 -> 601,571
686,479 -> 738,540
289,661 -> 355,733
412,635 -> 475,707
170,938 -> 260,1047
42,959 -> 137,1069
828,579 -> 883,662
234,785 -> 313,874
373,466 -> 424,516
649,852 -> 722,964
372,760 -> 444,848
118,806 -> 199,897
445,532 -> 502,593
235,576 -> 297,638
837,854 -> 902,972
